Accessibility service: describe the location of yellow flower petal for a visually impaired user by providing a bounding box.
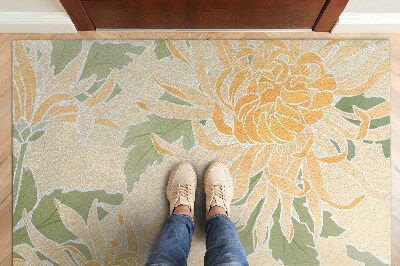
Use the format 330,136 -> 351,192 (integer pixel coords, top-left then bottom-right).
52,114 -> 77,122
192,41 -> 212,96
307,75 -> 336,91
212,103 -> 233,135
280,88 -> 310,105
166,40 -> 188,64
266,161 -> 309,197
310,91 -> 333,110
154,74 -> 213,110
192,121 -> 238,153
270,115 -> 295,142
32,94 -> 75,125
15,41 -> 36,121
234,115 -> 253,143
12,65 -> 24,121
258,113 -> 281,144
229,70 -> 248,106
298,108 -> 324,125
255,184 -> 279,248
275,97 -> 302,121
293,133 -> 314,158
235,48 -> 256,61
367,101 -> 389,118
334,59 -> 389,96
211,40 -> 231,68
280,193 -> 294,242
86,70 -> 117,107
340,161 -> 390,201
353,106 -> 370,140
233,145 -> 261,200
305,151 -> 365,209
297,52 -> 321,65
150,133 -> 173,156
306,189 -> 323,237
276,113 -> 305,133
44,104 -> 78,120
318,151 -> 347,163
244,107 -> 265,143
94,118 -> 118,128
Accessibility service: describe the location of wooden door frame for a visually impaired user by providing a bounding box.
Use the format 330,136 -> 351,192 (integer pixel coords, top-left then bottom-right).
313,0 -> 350,32
62,0 -> 349,32
60,0 -> 95,31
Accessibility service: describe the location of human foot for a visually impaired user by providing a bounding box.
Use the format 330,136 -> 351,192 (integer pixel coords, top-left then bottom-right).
204,161 -> 233,220
166,162 -> 197,217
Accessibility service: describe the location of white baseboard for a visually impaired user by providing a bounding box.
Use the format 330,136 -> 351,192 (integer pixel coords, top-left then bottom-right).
333,12 -> 400,33
97,29 -> 312,32
0,12 -> 76,33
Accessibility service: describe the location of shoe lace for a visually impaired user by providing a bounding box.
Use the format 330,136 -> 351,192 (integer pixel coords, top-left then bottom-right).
174,184 -> 192,199
211,185 -> 226,201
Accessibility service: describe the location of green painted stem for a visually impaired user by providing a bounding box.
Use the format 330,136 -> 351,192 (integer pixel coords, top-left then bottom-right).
13,142 -> 28,214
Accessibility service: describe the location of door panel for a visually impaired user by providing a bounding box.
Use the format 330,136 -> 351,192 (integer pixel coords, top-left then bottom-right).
81,0 -> 326,29
60,0 -> 350,31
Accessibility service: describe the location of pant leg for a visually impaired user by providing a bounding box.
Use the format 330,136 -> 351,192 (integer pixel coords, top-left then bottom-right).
204,214 -> 249,266
146,214 -> 195,266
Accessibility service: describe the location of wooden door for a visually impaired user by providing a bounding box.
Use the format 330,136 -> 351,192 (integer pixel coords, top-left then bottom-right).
60,0 -> 349,32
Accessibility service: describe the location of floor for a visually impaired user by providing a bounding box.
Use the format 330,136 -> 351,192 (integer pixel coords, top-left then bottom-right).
0,32 -> 399,265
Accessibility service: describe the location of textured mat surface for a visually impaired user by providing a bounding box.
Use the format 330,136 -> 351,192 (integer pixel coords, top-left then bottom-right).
12,40 -> 391,265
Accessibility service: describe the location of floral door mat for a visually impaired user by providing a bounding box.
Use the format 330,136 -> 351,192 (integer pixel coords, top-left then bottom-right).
12,40 -> 390,265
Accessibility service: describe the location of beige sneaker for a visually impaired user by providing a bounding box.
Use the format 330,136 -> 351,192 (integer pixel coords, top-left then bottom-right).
204,161 -> 234,217
166,162 -> 197,216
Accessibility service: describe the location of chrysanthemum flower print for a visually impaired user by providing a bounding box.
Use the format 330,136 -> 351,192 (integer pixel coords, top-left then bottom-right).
138,40 -> 390,244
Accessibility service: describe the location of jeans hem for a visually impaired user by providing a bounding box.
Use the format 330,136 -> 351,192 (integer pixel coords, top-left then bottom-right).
171,213 -> 195,227
205,213 -> 233,224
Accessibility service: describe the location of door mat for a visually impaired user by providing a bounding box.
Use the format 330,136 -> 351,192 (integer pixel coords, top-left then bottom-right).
12,40 -> 391,265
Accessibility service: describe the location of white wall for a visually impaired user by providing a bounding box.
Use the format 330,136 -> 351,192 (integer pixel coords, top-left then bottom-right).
0,0 -> 76,33
0,0 -> 66,12
333,0 -> 400,33
342,0 -> 400,13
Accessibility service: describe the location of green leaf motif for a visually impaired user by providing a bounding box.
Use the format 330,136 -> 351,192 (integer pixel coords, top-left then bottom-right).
21,127 -> 31,141
269,203 -> 319,265
346,245 -> 390,266
13,189 -> 123,246
13,168 -> 37,228
154,40 -> 172,60
28,130 -> 45,142
51,40 -> 82,76
347,139 -> 356,161
80,42 -> 146,80
97,206 -> 109,221
293,197 -> 314,233
159,92 -> 191,106
232,172 -> 263,206
335,94 -> 385,113
344,116 -> 389,129
320,211 -> 345,238
122,115 -> 195,192
376,139 -> 390,158
106,84 -> 122,102
13,124 -> 22,142
370,116 -> 390,129
238,197 -> 265,254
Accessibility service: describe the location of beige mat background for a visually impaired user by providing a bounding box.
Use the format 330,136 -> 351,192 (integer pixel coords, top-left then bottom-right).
0,32 -> 399,265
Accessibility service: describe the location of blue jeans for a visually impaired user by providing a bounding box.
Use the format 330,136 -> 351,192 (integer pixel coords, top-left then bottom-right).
146,214 -> 249,266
